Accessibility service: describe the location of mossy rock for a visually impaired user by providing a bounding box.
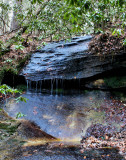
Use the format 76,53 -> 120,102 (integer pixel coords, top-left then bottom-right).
86,76 -> 126,89
0,122 -> 18,134
104,76 -> 126,88
16,84 -> 27,92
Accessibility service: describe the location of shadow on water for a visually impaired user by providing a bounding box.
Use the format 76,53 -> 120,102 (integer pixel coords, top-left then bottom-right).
3,89 -> 126,160
4,90 -> 110,140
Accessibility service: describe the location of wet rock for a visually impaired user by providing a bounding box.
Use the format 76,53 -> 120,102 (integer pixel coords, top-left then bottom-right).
85,76 -> 126,89
20,35 -> 126,87
0,109 -> 12,121
20,35 -> 93,81
17,120 -> 56,140
85,79 -> 108,89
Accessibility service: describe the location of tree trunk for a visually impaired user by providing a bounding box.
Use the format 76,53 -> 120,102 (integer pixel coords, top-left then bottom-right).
11,0 -> 22,30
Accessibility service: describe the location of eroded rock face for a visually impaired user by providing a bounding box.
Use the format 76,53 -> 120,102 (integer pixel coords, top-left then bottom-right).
20,35 -> 126,82
20,36 -> 92,81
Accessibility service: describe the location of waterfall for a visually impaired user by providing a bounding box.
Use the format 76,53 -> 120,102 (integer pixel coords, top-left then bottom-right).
26,79 -> 32,92
36,81 -> 38,92
25,78 -> 82,95
56,78 -> 58,95
26,79 -> 29,90
29,80 -> 31,90
40,80 -> 42,92
51,79 -> 53,95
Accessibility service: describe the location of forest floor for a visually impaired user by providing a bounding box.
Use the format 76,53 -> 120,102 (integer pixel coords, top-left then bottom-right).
85,32 -> 126,159
88,32 -> 126,55
81,98 -> 126,159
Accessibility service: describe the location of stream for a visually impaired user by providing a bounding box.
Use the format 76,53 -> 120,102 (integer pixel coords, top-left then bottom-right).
5,90 -> 109,140
3,88 -> 126,160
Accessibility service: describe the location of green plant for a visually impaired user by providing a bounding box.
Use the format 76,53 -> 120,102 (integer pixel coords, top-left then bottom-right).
0,40 -> 4,50
41,42 -> 47,46
16,112 -> 26,119
0,0 -> 126,51
36,45 -> 41,50
16,85 -> 27,92
112,29 -> 123,37
0,84 -> 20,95
16,96 -> 28,103
123,39 -> 126,46
36,42 -> 47,50
14,44 -> 25,51
4,59 -> 13,63
65,39 -> 71,43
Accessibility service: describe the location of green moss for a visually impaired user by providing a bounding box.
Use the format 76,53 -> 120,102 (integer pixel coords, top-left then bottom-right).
17,52 -> 32,71
0,122 -> 18,133
104,76 -> 126,88
86,110 -> 105,124
0,69 -> 5,84
53,88 -> 64,93
0,51 -> 32,84
83,90 -> 89,94
111,91 -> 126,102
16,84 -> 27,92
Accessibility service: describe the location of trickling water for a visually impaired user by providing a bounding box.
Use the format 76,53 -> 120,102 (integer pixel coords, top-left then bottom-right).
62,79 -> 64,93
59,79 -> 63,95
36,81 -> 38,92
26,80 -> 29,90
26,79 -> 32,92
51,79 -> 53,95
40,80 -> 42,92
56,78 -> 58,95
25,77 -> 83,94
29,80 -> 32,90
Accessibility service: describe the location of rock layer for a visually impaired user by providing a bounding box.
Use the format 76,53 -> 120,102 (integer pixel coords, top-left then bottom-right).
20,35 -> 126,82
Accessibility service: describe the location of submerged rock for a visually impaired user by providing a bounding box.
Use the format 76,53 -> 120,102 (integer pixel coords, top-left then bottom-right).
17,120 -> 56,140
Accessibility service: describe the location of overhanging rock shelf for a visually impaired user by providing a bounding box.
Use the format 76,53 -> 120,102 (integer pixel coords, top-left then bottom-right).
20,35 -> 126,89
21,35 -> 92,81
